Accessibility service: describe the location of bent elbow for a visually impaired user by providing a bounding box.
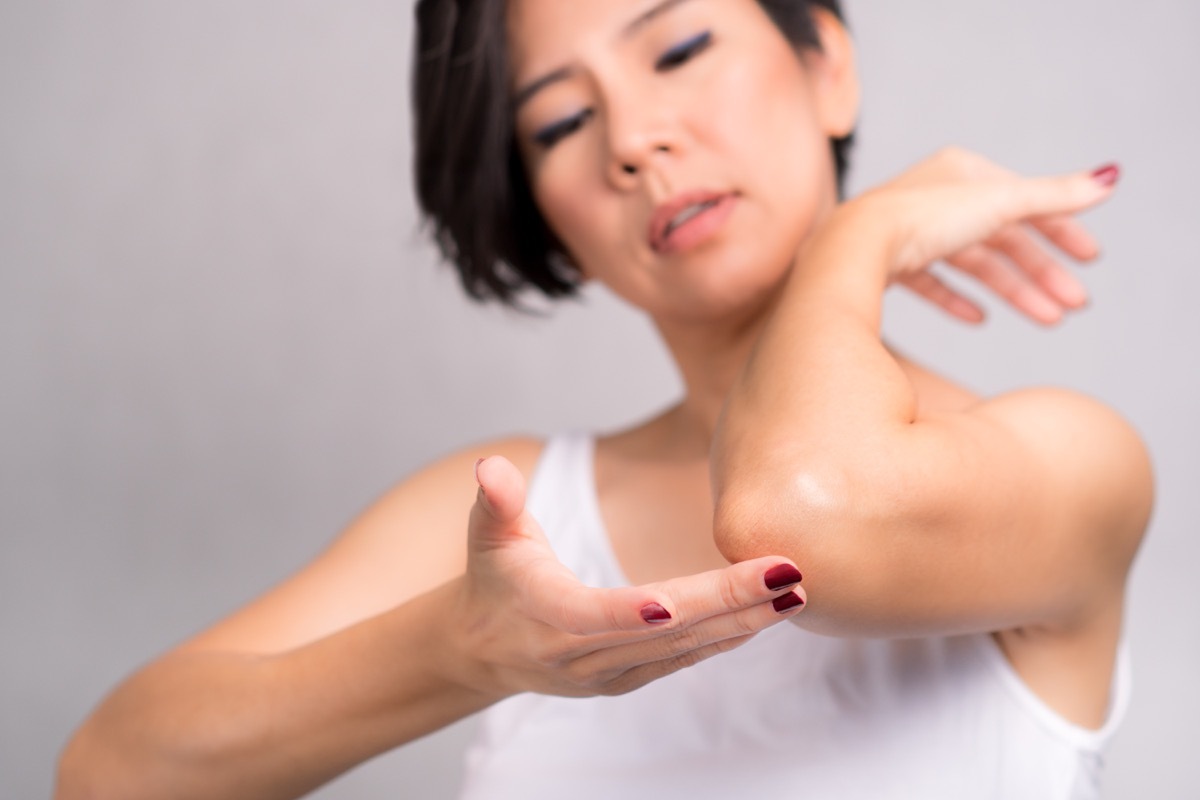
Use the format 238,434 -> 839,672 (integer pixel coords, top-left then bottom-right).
713,466 -> 855,567
56,718 -> 182,800
713,462 -> 923,636
56,728 -> 118,800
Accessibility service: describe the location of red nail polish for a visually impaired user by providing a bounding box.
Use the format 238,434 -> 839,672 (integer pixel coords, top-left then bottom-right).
641,603 -> 672,623
764,564 -> 803,591
1091,163 -> 1120,187
772,592 -> 804,613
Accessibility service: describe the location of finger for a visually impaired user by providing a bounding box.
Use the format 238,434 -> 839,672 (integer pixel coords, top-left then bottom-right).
897,271 -> 986,324
467,456 -> 556,560
601,556 -> 805,637
472,455 -> 525,525
948,243 -> 1066,325
1031,213 -> 1102,263
543,584 -> 672,636
539,556 -> 804,638
660,555 -> 805,624
1001,164 -> 1119,223
594,634 -> 758,696
573,588 -> 806,681
988,227 -> 1088,309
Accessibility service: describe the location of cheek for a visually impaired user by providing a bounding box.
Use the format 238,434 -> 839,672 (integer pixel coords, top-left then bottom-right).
703,40 -> 830,177
538,177 -> 592,245
701,52 -> 833,246
532,166 -> 620,277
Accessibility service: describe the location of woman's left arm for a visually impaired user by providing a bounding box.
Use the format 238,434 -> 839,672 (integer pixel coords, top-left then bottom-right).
711,150 -> 1153,639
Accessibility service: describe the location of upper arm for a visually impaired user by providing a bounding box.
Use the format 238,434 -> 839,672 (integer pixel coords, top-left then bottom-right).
175,437 -> 544,655
714,381 -> 1152,637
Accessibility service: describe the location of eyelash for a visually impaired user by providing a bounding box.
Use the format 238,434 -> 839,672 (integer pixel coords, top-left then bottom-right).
655,30 -> 713,71
531,30 -> 714,150
533,109 -> 595,149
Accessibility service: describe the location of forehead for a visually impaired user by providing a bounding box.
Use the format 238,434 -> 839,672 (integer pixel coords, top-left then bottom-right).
505,0 -> 729,80
506,0 -> 641,67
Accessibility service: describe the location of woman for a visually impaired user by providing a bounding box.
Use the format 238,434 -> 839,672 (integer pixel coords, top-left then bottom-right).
57,0 -> 1152,797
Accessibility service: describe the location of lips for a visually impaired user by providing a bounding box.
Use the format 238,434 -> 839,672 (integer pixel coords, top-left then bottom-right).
648,190 -> 737,255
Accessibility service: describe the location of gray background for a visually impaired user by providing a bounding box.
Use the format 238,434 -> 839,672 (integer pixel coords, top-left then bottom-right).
3,1 -> 1197,797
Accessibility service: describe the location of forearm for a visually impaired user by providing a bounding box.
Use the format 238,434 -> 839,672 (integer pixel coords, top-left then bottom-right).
713,198 -> 913,524
711,184 -> 1150,637
712,153 -> 1121,496
57,578 -> 497,800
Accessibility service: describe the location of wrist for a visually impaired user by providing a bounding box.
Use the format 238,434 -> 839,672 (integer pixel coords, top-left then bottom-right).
838,192 -> 907,279
430,576 -> 513,705
794,194 -> 897,293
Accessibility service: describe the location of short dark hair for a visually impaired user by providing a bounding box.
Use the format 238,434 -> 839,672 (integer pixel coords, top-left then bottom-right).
413,0 -> 852,307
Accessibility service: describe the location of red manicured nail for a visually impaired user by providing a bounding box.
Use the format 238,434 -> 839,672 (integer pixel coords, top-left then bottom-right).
764,564 -> 803,591
1091,163 -> 1120,187
772,592 -> 804,613
640,603 -> 672,623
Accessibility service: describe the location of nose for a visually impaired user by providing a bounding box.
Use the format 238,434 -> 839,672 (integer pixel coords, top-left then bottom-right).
602,88 -> 679,189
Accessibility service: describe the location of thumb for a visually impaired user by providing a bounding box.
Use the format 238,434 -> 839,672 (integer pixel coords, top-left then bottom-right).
468,455 -> 539,552
468,455 -> 591,617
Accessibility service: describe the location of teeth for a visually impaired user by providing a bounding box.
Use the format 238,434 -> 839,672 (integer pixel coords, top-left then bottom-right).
665,199 -> 718,237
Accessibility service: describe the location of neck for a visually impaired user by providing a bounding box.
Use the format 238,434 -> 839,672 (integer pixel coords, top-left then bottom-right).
651,298 -> 776,449
647,197 -> 840,448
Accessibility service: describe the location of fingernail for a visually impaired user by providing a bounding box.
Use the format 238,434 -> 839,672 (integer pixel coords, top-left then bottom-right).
473,458 -> 495,511
1091,163 -> 1120,187
764,564 -> 803,591
772,592 -> 804,613
640,603 -> 672,623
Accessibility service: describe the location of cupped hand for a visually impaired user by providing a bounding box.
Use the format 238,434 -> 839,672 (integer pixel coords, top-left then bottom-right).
448,455 -> 805,700
857,147 -> 1119,325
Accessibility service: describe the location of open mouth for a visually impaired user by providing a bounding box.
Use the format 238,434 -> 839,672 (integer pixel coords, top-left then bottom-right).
650,192 -> 737,255
664,199 -> 722,239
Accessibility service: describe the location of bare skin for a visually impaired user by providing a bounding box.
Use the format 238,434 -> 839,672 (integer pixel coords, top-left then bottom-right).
595,352 -> 982,592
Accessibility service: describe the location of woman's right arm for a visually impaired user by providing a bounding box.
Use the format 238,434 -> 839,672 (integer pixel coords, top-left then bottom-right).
57,440 -> 805,800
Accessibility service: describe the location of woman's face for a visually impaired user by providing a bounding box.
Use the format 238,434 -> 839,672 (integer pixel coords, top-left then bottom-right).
507,0 -> 858,324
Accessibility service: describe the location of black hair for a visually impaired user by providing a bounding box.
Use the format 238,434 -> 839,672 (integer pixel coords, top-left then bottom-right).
413,0 -> 852,306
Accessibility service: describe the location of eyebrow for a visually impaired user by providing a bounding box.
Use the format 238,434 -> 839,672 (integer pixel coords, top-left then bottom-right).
511,0 -> 697,111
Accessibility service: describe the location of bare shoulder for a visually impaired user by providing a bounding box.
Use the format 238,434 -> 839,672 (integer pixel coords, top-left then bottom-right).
978,386 -> 1153,567
177,435 -> 545,655
978,388 -> 1151,725
892,351 -> 1152,613
886,349 -> 1152,726
891,347 -> 1153,555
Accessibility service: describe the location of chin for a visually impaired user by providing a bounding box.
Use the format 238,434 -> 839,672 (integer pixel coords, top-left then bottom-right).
656,253 -> 793,326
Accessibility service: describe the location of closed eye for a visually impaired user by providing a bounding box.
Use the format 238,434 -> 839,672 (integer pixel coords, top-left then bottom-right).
528,30 -> 713,151
655,30 -> 712,71
533,108 -> 595,149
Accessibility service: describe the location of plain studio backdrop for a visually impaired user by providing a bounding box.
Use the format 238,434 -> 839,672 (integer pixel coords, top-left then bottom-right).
2,1 -> 1197,797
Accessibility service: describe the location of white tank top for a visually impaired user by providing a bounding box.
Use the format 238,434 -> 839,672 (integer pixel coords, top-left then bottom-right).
459,433 -> 1129,800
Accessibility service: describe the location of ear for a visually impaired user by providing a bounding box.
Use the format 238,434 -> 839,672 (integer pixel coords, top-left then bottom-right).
805,8 -> 860,139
